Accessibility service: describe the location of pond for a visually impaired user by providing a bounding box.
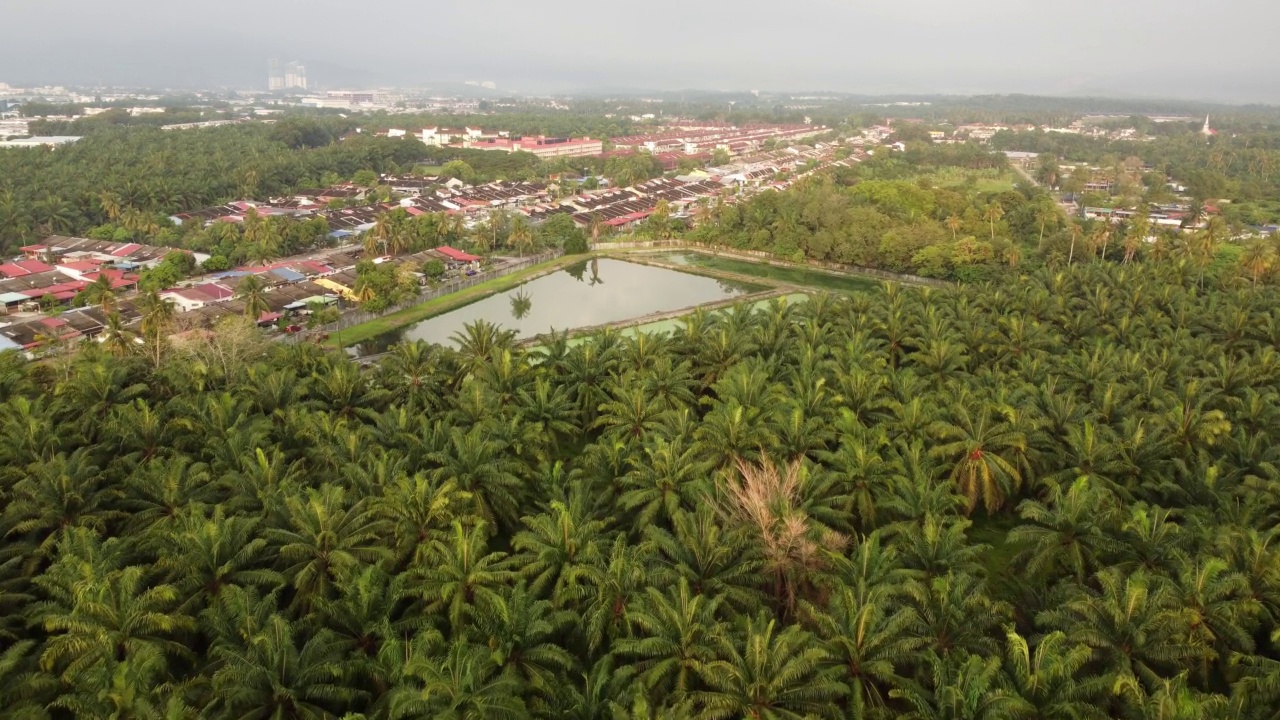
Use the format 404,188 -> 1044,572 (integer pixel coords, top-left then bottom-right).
655,252 -> 882,294
354,258 -> 764,354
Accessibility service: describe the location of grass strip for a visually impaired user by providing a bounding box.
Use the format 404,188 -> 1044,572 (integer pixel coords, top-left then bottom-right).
653,251 -> 883,293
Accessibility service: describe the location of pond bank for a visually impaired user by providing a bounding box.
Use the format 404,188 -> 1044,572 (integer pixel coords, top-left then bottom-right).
514,286 -> 794,349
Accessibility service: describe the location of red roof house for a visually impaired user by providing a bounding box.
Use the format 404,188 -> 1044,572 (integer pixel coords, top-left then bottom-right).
0,260 -> 54,278
434,246 -> 481,263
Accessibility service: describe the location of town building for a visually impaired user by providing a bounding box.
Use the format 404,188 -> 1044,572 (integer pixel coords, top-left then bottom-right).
0,136 -> 82,148
462,136 -> 604,159
285,61 -> 307,90
268,58 -> 284,91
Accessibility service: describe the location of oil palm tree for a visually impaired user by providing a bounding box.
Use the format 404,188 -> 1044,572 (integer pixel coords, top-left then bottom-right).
4,449 -> 120,559
645,508 -> 765,613
803,587 -> 925,718
121,453 -> 215,535
315,565 -> 422,704
510,492 -> 608,601
433,424 -> 527,529
34,536 -> 195,683
688,614 -> 846,720
418,521 -> 515,637
904,571 -> 1007,658
158,507 -> 281,609
582,536 -> 651,653
451,319 -> 518,374
206,611 -> 359,720
1039,567 -> 1203,691
616,579 -> 725,705
1171,556 -> 1263,680
391,639 -> 530,720
1008,477 -> 1123,583
374,472 -> 468,569
929,403 -> 1028,515
473,582 -> 575,705
266,484 -> 391,610
891,651 -> 1030,720
1002,630 -> 1107,720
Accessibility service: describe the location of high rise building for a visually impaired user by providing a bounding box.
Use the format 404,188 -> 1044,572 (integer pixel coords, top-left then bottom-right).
268,58 -> 284,91
284,61 -> 307,90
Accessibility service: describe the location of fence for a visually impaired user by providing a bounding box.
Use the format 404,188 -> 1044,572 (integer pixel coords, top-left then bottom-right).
286,250 -> 562,342
594,239 -> 952,288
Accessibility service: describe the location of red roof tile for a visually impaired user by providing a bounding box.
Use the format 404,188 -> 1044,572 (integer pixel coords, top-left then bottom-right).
434,246 -> 481,262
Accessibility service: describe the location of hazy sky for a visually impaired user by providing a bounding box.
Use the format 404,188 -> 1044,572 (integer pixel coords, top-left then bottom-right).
1,0 -> 1274,102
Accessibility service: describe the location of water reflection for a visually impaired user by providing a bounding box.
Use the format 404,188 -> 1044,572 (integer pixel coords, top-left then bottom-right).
510,289 -> 533,320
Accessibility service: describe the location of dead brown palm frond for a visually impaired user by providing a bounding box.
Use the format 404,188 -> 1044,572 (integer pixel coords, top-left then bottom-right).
718,455 -> 847,615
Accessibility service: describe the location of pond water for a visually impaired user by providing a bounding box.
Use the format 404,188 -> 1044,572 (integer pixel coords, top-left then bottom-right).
654,252 -> 882,294
355,258 -> 763,354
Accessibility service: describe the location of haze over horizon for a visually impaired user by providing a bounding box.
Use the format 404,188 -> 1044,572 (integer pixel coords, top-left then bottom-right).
1,0 -> 1274,104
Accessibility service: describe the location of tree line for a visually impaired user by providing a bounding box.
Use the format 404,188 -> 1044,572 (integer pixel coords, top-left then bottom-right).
0,122 -> 431,254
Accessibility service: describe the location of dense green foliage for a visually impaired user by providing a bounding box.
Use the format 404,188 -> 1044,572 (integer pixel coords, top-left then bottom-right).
992,128 -> 1280,224
0,123 -> 427,253
2,259 -> 1280,718
688,163 -> 1046,281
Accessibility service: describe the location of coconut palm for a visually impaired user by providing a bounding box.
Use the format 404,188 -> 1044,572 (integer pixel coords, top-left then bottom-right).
1240,240 -> 1270,286
509,216 -> 535,257
80,272 -> 118,311
99,311 -> 136,356
984,202 -> 1004,241
234,273 -> 271,321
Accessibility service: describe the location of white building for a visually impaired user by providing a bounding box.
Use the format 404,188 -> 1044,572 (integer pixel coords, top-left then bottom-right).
0,118 -> 29,138
0,136 -> 82,148
268,58 -> 284,91
285,62 -> 307,90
